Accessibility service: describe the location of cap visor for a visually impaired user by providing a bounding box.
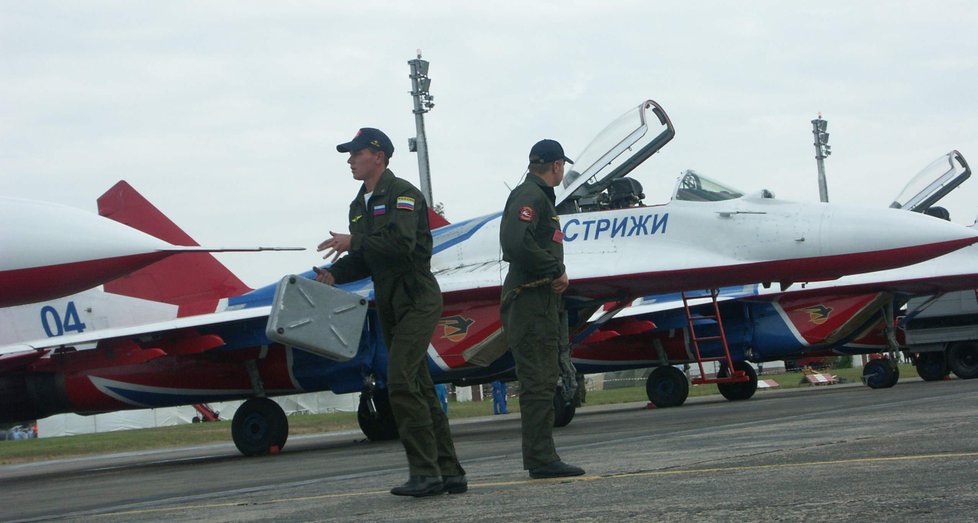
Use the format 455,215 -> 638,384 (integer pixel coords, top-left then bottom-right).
563,156 -> 574,164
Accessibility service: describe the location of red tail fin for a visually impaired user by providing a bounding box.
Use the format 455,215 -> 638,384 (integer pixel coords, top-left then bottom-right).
428,208 -> 450,229
97,181 -> 252,312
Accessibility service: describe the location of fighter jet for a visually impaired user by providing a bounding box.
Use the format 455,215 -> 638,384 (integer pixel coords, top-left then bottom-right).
2,100 -> 976,456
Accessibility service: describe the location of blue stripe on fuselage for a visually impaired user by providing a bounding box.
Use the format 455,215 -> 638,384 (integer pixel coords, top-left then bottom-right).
431,212 -> 501,254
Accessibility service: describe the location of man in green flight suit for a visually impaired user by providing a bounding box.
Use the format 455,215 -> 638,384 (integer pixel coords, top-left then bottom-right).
314,127 -> 465,497
500,139 -> 586,479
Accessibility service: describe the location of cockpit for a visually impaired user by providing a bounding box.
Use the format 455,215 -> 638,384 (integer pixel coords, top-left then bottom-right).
555,100 -> 744,215
556,100 -> 674,215
672,170 -> 744,202
889,150 -> 970,214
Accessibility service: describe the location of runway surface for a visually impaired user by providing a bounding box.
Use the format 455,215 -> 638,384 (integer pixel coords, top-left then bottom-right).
2,378 -> 977,522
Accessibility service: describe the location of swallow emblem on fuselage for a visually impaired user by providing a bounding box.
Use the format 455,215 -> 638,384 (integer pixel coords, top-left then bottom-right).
802,305 -> 833,325
438,316 -> 475,342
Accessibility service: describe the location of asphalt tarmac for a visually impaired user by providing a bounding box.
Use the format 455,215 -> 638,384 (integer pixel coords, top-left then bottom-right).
2,378 -> 977,522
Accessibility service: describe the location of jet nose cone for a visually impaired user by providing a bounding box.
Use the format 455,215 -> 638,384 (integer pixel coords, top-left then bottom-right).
800,204 -> 978,283
854,207 -> 978,270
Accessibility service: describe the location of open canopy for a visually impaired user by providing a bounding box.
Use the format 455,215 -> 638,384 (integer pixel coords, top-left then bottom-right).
890,150 -> 971,213
556,100 -> 675,212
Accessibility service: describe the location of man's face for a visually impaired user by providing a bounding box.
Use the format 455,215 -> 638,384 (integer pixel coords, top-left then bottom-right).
551,159 -> 566,187
347,148 -> 384,181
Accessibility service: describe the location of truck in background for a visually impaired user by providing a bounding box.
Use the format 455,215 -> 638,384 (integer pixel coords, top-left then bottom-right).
901,290 -> 978,382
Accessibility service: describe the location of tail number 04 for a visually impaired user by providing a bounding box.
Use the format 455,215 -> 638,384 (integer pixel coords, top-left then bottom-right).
40,301 -> 87,337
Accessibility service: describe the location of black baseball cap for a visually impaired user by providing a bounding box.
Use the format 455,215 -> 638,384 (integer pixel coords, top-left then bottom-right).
336,127 -> 395,158
528,139 -> 574,165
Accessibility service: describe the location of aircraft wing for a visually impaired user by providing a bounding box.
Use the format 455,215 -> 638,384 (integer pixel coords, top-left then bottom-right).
0,307 -> 270,359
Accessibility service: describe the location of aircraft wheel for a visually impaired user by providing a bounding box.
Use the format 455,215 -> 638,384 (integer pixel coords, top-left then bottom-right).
886,360 -> 901,387
948,341 -> 978,379
645,366 -> 689,408
357,390 -> 399,441
915,352 -> 948,381
717,361 -> 757,401
232,397 -> 289,456
553,385 -> 576,428
862,359 -> 898,389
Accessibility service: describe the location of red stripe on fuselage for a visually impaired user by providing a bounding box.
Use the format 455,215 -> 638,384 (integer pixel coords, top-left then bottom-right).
0,252 -> 172,307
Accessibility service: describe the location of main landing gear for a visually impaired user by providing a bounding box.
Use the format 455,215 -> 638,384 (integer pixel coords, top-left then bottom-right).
644,361 -> 758,407
716,361 -> 757,401
862,357 -> 900,389
232,397 -> 289,456
357,389 -> 399,441
645,366 -> 689,408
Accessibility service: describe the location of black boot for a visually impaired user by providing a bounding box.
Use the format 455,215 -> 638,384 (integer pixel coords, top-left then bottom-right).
390,476 -> 444,497
441,462 -> 467,494
441,474 -> 468,494
528,460 -> 585,479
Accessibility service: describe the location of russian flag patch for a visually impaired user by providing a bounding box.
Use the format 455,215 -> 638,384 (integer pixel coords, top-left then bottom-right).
373,204 -> 386,216
396,196 -> 416,211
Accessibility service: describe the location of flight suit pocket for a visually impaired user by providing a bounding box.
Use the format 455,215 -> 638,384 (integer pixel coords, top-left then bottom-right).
390,277 -> 417,322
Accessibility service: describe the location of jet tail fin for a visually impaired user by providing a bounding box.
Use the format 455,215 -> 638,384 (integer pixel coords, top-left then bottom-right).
97,181 -> 253,311
428,208 -> 450,229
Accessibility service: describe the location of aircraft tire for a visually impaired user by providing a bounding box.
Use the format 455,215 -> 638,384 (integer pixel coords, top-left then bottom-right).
948,341 -> 978,380
553,386 -> 576,428
862,359 -> 898,389
915,352 -> 948,381
232,397 -> 289,456
885,360 -> 901,387
645,366 -> 689,408
357,390 -> 399,441
717,361 -> 757,401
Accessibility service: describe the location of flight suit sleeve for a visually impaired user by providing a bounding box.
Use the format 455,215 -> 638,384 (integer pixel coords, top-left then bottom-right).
327,247 -> 369,284
350,186 -> 421,265
500,190 -> 566,280
326,204 -> 371,284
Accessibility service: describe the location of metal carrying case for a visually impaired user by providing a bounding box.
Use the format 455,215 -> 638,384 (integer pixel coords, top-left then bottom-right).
265,275 -> 368,361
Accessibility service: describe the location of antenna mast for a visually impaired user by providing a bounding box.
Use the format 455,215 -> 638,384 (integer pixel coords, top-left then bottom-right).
408,50 -> 435,205
811,113 -> 831,202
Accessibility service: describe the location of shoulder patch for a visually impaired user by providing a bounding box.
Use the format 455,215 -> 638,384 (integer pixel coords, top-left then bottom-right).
519,206 -> 535,222
396,196 -> 416,211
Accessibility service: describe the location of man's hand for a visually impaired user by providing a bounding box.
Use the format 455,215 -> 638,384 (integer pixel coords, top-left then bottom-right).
317,231 -> 352,262
552,272 -> 569,294
313,266 -> 335,285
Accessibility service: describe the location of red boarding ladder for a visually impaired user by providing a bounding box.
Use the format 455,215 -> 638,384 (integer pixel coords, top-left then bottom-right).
682,289 -> 749,385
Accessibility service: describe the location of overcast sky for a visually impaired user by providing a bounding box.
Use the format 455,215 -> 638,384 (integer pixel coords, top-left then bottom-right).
3,1 -> 978,287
